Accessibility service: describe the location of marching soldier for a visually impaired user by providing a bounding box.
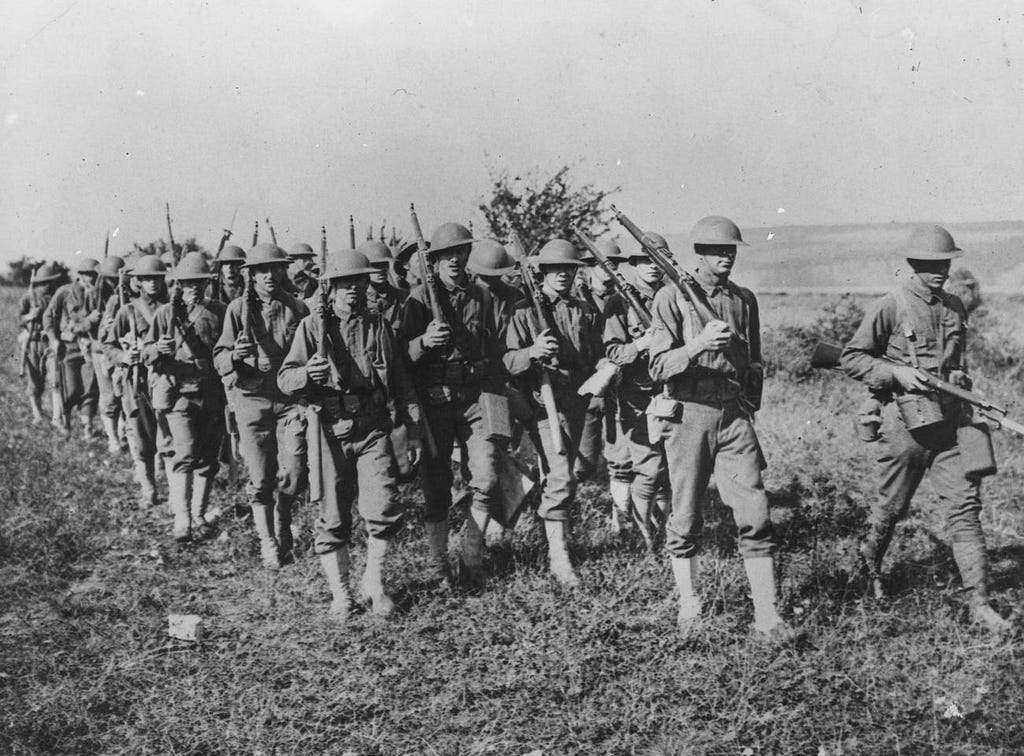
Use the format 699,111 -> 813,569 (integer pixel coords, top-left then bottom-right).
399,223 -> 504,588
212,245 -> 247,304
43,257 -> 102,438
214,243 -> 309,568
359,240 -> 408,331
648,216 -> 794,640
504,240 -> 604,586
94,256 -> 127,454
105,255 -> 170,509
603,245 -> 669,551
467,240 -> 519,341
840,225 -> 1010,632
17,262 -> 63,424
143,253 -> 227,542
287,242 -> 319,299
278,250 -> 422,619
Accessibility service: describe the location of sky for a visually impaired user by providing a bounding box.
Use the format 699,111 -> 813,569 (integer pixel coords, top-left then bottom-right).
2,0 -> 1023,267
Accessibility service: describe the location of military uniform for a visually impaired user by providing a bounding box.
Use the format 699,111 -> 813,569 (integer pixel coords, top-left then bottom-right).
144,255 -> 227,542
93,259 -> 127,453
278,249 -> 422,618
840,225 -> 1009,631
214,243 -> 309,567
17,265 -> 61,422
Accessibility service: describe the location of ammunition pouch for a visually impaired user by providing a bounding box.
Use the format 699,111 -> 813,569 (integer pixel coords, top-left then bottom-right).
422,360 -> 490,387
150,372 -> 179,412
645,395 -> 682,443
957,422 -> 997,478
667,375 -> 742,404
894,391 -> 951,432
479,391 -> 512,442
320,391 -> 386,442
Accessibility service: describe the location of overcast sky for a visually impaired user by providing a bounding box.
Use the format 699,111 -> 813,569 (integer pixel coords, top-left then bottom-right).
2,0 -> 1022,266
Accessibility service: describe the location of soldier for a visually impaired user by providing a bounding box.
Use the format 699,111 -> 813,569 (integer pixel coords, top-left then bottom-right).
214,242 -> 309,568
359,240 -> 408,331
212,244 -> 247,304
106,255 -> 170,509
43,257 -> 102,438
94,256 -> 127,453
840,226 -> 1010,632
287,242 -> 319,299
143,253 -> 227,542
648,216 -> 793,640
399,223 -> 504,588
504,240 -> 603,586
575,240 -> 633,488
278,250 -> 423,619
17,262 -> 63,424
467,240 -> 519,341
603,246 -> 669,551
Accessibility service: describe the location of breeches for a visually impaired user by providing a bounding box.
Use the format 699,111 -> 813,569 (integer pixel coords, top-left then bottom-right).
159,394 -> 226,477
234,394 -> 307,506
532,393 -> 590,522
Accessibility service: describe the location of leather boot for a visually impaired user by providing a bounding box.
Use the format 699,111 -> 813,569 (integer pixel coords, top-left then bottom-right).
133,460 -> 158,509
544,519 -> 579,587
858,524 -> 891,599
166,469 -> 192,543
320,547 -> 352,622
250,503 -> 280,569
609,479 -> 632,535
953,540 -> 1012,633
275,494 -> 294,564
360,536 -> 395,616
190,474 -> 216,542
744,556 -> 798,642
458,510 -> 488,589
425,520 -> 452,589
102,416 -> 120,454
671,556 -> 703,633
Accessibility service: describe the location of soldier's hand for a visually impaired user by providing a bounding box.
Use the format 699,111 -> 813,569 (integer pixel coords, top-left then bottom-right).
156,336 -> 176,356
307,354 -> 331,385
233,336 -> 257,361
892,364 -> 931,392
124,346 -> 141,366
633,328 -> 655,353
529,329 -> 559,361
406,434 -> 423,467
691,320 -> 732,355
422,320 -> 452,349
949,370 -> 972,390
87,311 -> 102,325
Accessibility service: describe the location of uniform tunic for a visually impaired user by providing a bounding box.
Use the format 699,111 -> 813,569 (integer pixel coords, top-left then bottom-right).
367,283 -> 408,332
214,291 -> 309,506
840,277 -> 984,568
143,298 -> 226,478
400,279 -> 502,522
279,306 -> 421,549
504,287 -> 603,520
647,270 -> 773,559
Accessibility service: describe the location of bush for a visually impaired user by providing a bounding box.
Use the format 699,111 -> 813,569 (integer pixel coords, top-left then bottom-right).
763,295 -> 865,381
947,267 -> 981,313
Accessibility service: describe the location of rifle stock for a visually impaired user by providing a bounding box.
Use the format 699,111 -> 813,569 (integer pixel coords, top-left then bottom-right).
812,341 -> 1024,437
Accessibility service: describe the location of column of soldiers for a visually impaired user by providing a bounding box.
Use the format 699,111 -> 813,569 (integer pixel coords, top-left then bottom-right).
14,217 -> 1013,636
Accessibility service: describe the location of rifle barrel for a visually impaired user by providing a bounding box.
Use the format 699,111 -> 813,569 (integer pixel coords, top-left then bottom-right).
574,228 -> 651,328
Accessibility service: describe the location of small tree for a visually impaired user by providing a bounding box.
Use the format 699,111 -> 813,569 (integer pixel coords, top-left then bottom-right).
6,256 -> 40,286
131,237 -> 208,261
478,164 -> 620,251
946,267 -> 981,313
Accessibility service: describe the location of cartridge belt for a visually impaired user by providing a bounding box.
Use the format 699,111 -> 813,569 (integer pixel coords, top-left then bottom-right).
423,360 -> 489,387
667,374 -> 742,404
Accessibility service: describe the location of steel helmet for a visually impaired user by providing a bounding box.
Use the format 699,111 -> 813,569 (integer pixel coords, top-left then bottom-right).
904,225 -> 963,260
216,245 -> 247,265
97,256 -> 126,278
595,239 -> 630,263
325,250 -> 376,281
691,216 -> 749,247
243,243 -> 290,268
288,242 -> 316,260
428,223 -> 475,255
77,257 -> 100,273
173,252 -> 214,281
33,262 -> 64,283
533,239 -> 585,268
129,254 -> 168,277
646,232 -> 668,249
468,240 -> 515,276
357,240 -> 393,265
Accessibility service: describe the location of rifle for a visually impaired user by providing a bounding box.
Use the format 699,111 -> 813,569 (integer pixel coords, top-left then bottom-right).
574,229 -> 651,328
118,269 -> 141,417
610,205 -> 719,324
265,217 -> 278,245
103,232 -> 109,260
252,220 -> 259,248
811,342 -> 1024,436
318,225 -> 328,358
240,267 -> 253,343
508,232 -> 565,455
217,208 -> 237,253
409,203 -> 444,325
348,215 -> 356,249
19,264 -> 39,377
165,202 -> 179,265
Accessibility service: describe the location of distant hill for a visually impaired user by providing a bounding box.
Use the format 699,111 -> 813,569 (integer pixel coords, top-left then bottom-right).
633,221 -> 1024,293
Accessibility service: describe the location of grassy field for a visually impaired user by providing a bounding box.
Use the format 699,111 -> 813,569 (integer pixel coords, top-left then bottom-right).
1,284 -> 1023,755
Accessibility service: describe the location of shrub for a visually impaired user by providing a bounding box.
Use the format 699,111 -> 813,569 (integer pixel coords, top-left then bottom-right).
763,294 -> 865,381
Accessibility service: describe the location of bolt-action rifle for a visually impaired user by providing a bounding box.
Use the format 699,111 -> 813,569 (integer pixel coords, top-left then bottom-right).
574,229 -> 651,328
508,232 -> 565,456
252,220 -> 259,248
165,203 -> 179,265
118,268 -> 141,417
217,208 -> 238,253
348,215 -> 356,249
407,203 -> 442,457
308,225 -> 331,502
811,342 -> 1024,437
103,232 -> 110,260
265,218 -> 278,246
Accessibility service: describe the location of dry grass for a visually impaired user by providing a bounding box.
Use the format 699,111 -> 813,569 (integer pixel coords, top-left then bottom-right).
1,285 -> 1022,755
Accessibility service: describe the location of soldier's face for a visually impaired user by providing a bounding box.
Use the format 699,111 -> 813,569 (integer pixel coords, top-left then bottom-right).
78,271 -> 98,289
908,259 -> 951,292
289,259 -> 314,284
137,277 -> 160,297
221,263 -> 243,287
542,264 -> 577,294
633,259 -> 662,286
331,276 -> 368,311
253,264 -> 287,295
180,280 -> 207,306
369,264 -> 388,285
696,245 -> 737,278
434,246 -> 469,282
